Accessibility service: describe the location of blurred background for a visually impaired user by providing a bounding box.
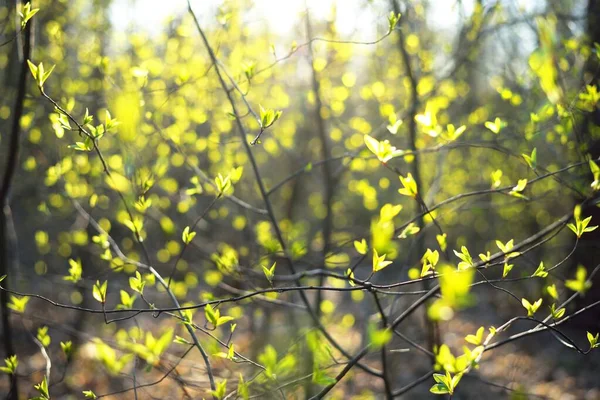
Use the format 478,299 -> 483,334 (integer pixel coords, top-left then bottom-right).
1,0 -> 599,398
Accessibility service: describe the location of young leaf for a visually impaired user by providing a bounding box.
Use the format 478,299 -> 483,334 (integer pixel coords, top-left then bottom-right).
484,117 -> 506,134
587,332 -> 599,349
7,295 -> 29,314
522,148 -> 537,169
546,283 -> 559,300
92,280 -> 108,304
0,355 -> 18,375
532,261 -> 548,278
372,249 -> 393,273
19,2 -> 39,28
354,238 -> 368,255
182,226 -> 196,244
262,262 -> 276,284
398,173 -> 418,197
522,298 -> 542,317
211,379 -> 227,400
565,265 -> 591,294
83,390 -> 97,399
465,326 -> 485,346
364,135 -> 404,163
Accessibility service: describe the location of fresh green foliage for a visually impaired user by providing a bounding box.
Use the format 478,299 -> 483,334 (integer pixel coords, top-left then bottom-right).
567,205 -> 598,238
181,226 -> 196,244
37,326 -> 51,348
587,332 -> 599,349
465,327 -> 485,346
258,105 -> 282,130
19,2 -> 39,28
453,246 -> 474,270
532,261 -> 548,278
565,265 -> 592,294
353,238 -> 368,254
368,325 -> 392,349
549,304 -> 565,319
204,304 -> 235,328
398,173 -> 418,197
27,60 -> 55,89
211,379 -> 228,400
484,117 -> 506,134
83,390 -> 97,399
92,280 -> 108,303
430,371 -> 462,395
372,249 -> 393,272
261,262 -> 276,285
522,298 -> 543,317
32,376 -> 50,400
7,295 -> 29,314
64,258 -> 82,283
0,355 -> 18,375
364,134 -> 404,163
61,341 -> 73,359
522,148 -> 537,169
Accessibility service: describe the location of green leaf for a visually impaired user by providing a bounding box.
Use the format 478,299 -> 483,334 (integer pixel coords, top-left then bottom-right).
61,341 -> 73,359
174,335 -> 191,345
262,262 -> 276,284
509,179 -> 528,198
387,11 -> 401,32
398,173 -> 418,197
532,261 -> 548,278
465,326 -> 485,345
490,169 -> 503,188
502,262 -> 514,278
436,233 -> 447,251
182,226 -> 196,244
27,59 -> 38,80
386,112 -> 402,134
7,295 -> 29,313
258,105 -> 282,129
237,373 -> 249,400
215,173 -> 231,195
34,375 -> 50,399
364,134 -> 404,163
37,326 -> 51,348
522,148 -> 537,169
19,2 -> 39,28
211,379 -> 227,400
205,304 -> 218,326
565,265 -> 591,294
380,203 -> 402,221
453,246 -> 474,270
441,124 -> 466,142
368,325 -> 392,349
354,238 -> 368,255
372,249 -> 393,272
522,298 -> 542,317
64,258 -> 82,283
484,117 -> 506,134
549,304 -> 565,319
313,366 -> 336,386
589,159 -> 600,190
398,222 -> 420,239
83,390 -> 97,399
546,284 -> 559,300
587,331 -> 599,349
92,280 -> 108,303
0,355 -> 18,375
129,271 -> 145,294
